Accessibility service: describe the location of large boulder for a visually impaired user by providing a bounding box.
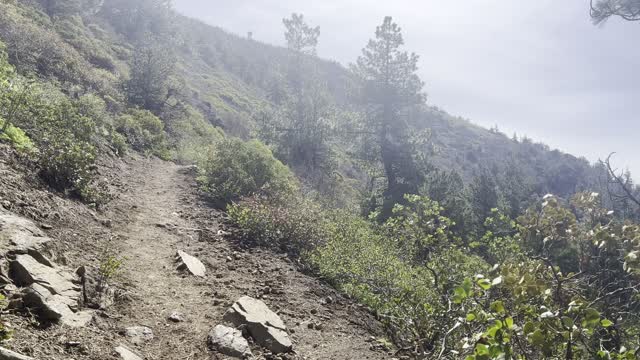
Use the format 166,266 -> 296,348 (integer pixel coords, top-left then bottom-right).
223,296 -> 292,353
176,250 -> 206,277
207,324 -> 252,358
1,210 -> 92,327
10,254 -> 91,327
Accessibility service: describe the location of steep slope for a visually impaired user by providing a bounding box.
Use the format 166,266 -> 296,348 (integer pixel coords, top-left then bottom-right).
172,12 -> 609,199
0,0 -> 611,201
0,146 -> 388,359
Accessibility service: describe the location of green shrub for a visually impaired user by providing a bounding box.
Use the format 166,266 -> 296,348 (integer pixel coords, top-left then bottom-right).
228,193 -> 483,349
0,119 -> 33,151
166,105 -> 225,165
39,135 -> 96,195
110,131 -> 128,157
115,109 -> 171,159
228,196 -> 327,257
199,138 -> 298,204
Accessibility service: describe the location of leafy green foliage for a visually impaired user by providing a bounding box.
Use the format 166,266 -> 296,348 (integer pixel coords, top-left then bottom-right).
228,195 -> 327,257
168,105 -> 225,165
115,109 -> 171,159
199,138 -> 298,205
0,119 -> 33,151
126,41 -> 175,112
36,98 -> 97,196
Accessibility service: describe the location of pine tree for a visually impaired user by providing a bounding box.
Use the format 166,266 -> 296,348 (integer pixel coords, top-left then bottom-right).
126,40 -> 175,112
470,167 -> 500,233
258,14 -> 333,172
352,17 -> 425,218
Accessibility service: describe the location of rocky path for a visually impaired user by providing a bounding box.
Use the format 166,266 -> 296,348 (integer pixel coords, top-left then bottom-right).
100,157 -> 389,359
111,159 -> 214,359
0,150 -> 390,359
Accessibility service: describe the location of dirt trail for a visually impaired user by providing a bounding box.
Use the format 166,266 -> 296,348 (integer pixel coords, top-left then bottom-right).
112,159 -> 214,359
104,157 -> 388,359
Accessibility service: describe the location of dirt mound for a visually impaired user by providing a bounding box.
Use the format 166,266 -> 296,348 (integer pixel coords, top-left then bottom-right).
0,146 -> 391,359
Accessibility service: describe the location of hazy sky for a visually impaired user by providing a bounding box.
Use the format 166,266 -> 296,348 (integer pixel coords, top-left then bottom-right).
174,0 -> 640,176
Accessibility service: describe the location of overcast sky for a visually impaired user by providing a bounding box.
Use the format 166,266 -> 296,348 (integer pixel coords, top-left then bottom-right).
174,0 -> 640,176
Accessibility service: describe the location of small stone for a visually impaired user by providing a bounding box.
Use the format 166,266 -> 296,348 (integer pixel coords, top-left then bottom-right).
207,324 -> 252,358
168,311 -> 184,322
124,326 -> 154,345
101,219 -> 112,228
114,345 -> 142,360
40,223 -> 53,230
176,250 -> 206,277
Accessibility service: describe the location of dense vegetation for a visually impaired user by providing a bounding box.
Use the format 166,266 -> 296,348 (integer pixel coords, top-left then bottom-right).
0,0 -> 639,358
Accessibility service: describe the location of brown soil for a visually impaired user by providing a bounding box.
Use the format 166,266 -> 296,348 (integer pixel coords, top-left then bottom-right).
0,146 -> 391,360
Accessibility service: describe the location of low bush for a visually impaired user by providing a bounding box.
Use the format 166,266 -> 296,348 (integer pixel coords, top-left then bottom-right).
166,105 -> 225,165
0,119 -> 33,151
110,131 -> 128,157
198,138 -> 298,205
38,122 -> 97,196
228,195 -> 327,257
228,193 -> 486,350
115,109 -> 171,159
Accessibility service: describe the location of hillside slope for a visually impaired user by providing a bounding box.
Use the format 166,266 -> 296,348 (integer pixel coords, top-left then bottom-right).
0,145 -> 388,359
0,0 -> 613,202
166,10 -> 615,201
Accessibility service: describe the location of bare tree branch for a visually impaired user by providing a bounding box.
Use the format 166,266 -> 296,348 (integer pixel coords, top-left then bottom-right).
604,153 -> 640,208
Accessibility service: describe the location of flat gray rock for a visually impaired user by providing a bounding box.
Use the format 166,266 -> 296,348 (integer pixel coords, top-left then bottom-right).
114,345 -> 142,360
176,250 -> 206,277
125,326 -> 154,345
0,346 -> 34,360
22,283 -> 92,327
0,210 -> 50,253
224,296 -> 292,353
10,254 -> 79,297
208,324 -> 252,358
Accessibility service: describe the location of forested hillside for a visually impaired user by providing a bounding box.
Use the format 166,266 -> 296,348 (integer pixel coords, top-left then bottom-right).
0,0 -> 639,359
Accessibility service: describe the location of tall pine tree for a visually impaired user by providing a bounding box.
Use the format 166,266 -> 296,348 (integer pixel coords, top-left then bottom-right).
352,17 -> 425,218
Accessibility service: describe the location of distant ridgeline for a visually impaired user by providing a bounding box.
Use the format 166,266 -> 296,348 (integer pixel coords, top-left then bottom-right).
0,0 -> 636,219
